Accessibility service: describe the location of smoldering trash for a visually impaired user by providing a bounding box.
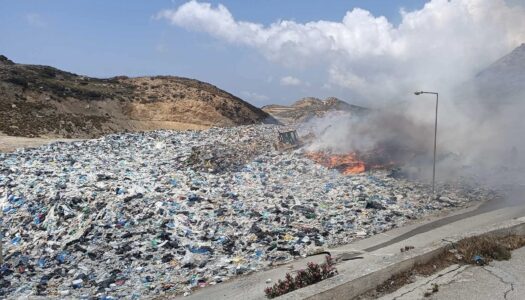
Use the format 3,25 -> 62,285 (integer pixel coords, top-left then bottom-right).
0,125 -> 492,299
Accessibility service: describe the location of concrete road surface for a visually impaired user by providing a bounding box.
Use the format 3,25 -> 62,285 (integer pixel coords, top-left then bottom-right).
382,247 -> 525,300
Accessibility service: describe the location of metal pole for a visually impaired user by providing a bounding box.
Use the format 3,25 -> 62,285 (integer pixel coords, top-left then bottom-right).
432,93 -> 438,194
414,91 -> 439,194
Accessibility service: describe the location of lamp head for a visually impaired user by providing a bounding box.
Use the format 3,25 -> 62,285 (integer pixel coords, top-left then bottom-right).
414,91 -> 422,95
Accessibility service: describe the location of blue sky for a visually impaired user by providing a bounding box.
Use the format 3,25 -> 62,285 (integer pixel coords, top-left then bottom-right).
0,0 -> 523,106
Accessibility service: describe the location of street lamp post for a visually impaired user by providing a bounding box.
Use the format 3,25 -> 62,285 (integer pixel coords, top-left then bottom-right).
414,91 -> 438,194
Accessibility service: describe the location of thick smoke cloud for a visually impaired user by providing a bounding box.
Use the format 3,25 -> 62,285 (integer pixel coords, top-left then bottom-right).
159,0 -> 525,186
299,109 -> 438,181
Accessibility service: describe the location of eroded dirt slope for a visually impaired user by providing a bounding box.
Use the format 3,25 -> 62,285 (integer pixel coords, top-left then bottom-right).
0,55 -> 276,138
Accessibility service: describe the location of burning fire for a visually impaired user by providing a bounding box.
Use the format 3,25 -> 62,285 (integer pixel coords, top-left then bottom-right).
305,151 -> 366,174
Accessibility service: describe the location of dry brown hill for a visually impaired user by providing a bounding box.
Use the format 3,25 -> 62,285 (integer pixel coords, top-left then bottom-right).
262,96 -> 367,124
0,55 -> 276,138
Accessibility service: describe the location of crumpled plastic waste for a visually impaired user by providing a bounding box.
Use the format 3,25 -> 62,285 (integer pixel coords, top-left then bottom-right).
0,125 -> 489,299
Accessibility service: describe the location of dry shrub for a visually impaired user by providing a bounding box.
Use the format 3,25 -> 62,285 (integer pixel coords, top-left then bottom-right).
363,234 -> 525,298
445,234 -> 525,264
264,256 -> 338,298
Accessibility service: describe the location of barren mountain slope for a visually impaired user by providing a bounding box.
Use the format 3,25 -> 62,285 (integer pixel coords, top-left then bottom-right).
262,97 -> 367,124
0,55 -> 275,138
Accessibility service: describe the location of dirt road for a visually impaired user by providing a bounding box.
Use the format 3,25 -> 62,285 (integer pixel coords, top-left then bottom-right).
0,135 -> 79,152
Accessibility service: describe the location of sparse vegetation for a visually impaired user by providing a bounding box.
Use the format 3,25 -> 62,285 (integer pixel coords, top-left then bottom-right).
264,256 -> 338,299
361,234 -> 525,299
0,56 -> 275,138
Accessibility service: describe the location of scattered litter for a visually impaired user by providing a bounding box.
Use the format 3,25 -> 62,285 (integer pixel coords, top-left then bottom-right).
473,255 -> 486,265
400,245 -> 415,253
423,283 -> 439,297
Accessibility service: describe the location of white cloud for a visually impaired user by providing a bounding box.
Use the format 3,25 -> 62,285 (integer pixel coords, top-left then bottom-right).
158,0 -> 525,102
280,76 -> 302,86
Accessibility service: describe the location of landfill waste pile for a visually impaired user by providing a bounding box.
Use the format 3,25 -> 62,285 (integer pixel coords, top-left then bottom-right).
0,125 -> 492,299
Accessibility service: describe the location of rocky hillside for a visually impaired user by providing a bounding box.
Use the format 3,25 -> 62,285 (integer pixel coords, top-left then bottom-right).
0,55 -> 276,138
262,97 -> 367,124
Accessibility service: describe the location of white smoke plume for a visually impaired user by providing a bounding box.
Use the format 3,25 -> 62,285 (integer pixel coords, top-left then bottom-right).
159,0 -> 525,186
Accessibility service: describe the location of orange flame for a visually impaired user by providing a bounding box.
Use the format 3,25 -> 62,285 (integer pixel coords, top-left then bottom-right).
305,151 -> 366,174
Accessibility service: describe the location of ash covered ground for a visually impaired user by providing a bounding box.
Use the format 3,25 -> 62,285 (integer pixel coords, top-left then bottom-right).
0,125 -> 493,299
